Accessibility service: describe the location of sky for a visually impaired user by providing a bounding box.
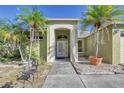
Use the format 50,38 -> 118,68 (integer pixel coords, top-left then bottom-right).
0,5 -> 87,22
0,5 -> 124,31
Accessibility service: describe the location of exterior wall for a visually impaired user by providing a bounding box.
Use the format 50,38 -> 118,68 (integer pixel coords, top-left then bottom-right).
78,39 -> 85,57
84,25 -> 113,64
112,24 -> 124,64
47,21 -> 78,62
38,22 -> 124,64
39,35 -> 47,61
35,22 -> 124,64
32,35 -> 47,62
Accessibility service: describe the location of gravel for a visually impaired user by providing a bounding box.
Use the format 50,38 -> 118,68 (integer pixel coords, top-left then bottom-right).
73,62 -> 124,75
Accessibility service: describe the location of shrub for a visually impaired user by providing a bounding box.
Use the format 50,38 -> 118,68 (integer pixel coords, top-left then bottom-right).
0,57 -> 11,63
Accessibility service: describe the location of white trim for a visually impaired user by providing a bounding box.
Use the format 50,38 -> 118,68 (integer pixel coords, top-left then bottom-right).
46,18 -> 80,22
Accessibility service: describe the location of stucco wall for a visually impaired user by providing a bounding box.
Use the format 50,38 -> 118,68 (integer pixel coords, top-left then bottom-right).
32,35 -> 47,62
84,25 -> 113,64
40,35 -> 47,61
78,39 -> 85,57
112,24 -> 124,64
47,22 -> 78,62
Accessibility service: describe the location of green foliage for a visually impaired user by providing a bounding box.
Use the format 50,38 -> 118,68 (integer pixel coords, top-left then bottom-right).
0,48 -> 21,63
81,5 -> 124,30
31,49 -> 44,64
0,56 -> 11,63
31,49 -> 39,60
0,6 -> 47,64
16,7 -> 47,33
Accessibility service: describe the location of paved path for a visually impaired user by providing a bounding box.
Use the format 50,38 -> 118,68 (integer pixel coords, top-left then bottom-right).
42,61 -> 124,88
42,61 -> 85,88
79,74 -> 124,88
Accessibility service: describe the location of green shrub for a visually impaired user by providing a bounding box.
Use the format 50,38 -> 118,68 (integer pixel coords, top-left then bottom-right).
0,57 -> 11,63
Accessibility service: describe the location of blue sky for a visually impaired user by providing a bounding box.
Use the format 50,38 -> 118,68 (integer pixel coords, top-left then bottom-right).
0,5 -> 124,31
0,5 -> 86,22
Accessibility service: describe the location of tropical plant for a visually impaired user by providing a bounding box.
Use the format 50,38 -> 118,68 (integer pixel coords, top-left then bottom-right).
16,6 -> 47,62
81,5 -> 124,57
0,19 -> 29,63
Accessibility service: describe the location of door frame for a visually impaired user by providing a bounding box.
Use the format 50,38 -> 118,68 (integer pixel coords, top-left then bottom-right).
56,40 -> 68,58
120,31 -> 124,64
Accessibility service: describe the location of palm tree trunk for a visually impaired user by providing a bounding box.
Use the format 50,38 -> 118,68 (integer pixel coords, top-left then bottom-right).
29,28 -> 34,60
38,31 -> 40,61
18,45 -> 24,62
95,29 -> 99,57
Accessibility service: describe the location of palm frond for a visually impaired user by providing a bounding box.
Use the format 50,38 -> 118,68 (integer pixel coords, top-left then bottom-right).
81,5 -> 124,31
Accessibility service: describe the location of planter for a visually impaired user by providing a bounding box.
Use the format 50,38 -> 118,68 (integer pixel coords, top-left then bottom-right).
89,56 -> 103,65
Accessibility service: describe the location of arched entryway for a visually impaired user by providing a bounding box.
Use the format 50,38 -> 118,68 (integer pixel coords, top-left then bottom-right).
55,28 -> 70,60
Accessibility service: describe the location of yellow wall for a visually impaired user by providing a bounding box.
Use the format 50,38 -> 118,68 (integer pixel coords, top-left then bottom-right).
83,25 -> 113,64
112,24 -> 124,64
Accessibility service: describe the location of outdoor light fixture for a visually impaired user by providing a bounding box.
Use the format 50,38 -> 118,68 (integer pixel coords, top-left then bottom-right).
57,35 -> 67,39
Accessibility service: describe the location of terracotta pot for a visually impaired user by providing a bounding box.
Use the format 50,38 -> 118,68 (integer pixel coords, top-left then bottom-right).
89,56 -> 103,65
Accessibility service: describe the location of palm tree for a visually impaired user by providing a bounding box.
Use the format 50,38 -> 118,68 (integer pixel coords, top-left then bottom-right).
12,26 -> 29,62
81,5 -> 124,58
16,6 -> 46,61
0,19 -> 29,62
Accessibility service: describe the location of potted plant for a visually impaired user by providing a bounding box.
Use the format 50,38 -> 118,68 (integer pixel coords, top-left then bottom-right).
82,5 -> 124,65
89,56 -> 103,65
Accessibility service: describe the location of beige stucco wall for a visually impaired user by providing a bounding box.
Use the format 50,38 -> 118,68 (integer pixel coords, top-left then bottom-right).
84,25 -> 113,64
31,35 -> 47,62
47,20 -> 79,62
39,35 -> 47,61
83,24 -> 124,64
36,22 -> 124,64
78,39 -> 85,57
112,24 -> 124,64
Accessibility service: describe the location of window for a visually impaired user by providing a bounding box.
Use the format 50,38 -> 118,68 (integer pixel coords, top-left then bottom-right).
28,36 -> 43,40
78,40 -> 83,52
38,36 -> 43,40
57,35 -> 67,39
121,32 -> 124,37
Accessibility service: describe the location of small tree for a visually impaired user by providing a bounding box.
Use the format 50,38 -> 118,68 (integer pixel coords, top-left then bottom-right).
82,5 -> 124,57
16,6 -> 47,62
0,19 -> 29,62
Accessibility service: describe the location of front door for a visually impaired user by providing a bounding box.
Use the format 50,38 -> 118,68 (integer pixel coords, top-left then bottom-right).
57,40 -> 68,58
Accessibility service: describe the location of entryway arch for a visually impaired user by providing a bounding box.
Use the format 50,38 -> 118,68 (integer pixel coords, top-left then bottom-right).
55,28 -> 70,60
46,18 -> 79,63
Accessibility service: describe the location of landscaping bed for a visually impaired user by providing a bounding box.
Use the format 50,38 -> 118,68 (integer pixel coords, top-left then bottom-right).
0,63 -> 52,88
74,58 -> 124,75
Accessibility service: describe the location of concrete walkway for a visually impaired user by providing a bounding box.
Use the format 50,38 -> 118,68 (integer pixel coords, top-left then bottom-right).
79,74 -> 124,88
42,61 -> 124,88
42,61 -> 85,88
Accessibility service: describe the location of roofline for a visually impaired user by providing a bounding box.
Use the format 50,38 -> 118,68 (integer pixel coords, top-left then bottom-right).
82,21 -> 124,38
97,21 -> 124,31
46,18 -> 80,22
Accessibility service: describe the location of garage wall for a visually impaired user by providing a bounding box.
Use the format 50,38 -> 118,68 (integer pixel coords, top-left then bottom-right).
112,24 -> 124,64
83,25 -> 113,64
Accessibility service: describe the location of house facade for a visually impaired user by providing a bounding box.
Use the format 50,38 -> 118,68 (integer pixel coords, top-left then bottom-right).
82,22 -> 124,65
39,18 -> 80,62
38,18 -> 124,64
